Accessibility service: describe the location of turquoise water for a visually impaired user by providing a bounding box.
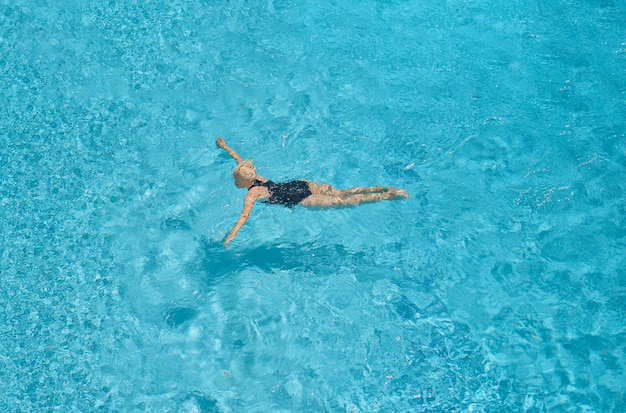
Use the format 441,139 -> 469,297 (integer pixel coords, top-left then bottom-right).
1,0 -> 625,411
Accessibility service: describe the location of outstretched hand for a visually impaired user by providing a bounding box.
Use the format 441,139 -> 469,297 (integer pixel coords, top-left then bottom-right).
215,136 -> 244,164
223,231 -> 238,249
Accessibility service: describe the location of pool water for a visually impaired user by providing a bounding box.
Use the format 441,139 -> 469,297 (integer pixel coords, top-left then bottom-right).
2,0 -> 625,411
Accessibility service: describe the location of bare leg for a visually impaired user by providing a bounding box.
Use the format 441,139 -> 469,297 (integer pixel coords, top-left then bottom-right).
337,186 -> 385,196
300,189 -> 407,208
305,182 -> 344,196
307,182 -> 398,197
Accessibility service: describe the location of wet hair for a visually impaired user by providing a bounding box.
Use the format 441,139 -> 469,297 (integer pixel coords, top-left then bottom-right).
233,160 -> 256,180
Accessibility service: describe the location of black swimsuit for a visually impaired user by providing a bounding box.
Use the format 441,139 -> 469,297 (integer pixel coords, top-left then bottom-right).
250,179 -> 312,208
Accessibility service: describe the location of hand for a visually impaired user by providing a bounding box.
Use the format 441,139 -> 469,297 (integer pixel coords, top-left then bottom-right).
223,235 -> 234,249
216,137 -> 226,148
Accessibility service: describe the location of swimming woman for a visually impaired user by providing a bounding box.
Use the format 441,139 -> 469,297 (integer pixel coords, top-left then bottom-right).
216,137 -> 408,248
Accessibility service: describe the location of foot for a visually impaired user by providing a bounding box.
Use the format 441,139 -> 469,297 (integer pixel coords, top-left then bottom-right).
387,187 -> 409,199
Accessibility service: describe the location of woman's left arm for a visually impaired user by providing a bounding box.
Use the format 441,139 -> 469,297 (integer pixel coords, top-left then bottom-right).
223,191 -> 259,248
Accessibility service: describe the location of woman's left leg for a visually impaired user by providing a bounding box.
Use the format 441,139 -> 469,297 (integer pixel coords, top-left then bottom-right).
307,182 -> 393,197
337,186 -> 385,195
299,189 -> 407,208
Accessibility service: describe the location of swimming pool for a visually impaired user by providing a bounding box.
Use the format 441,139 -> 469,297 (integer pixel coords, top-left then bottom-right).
1,0 -> 625,411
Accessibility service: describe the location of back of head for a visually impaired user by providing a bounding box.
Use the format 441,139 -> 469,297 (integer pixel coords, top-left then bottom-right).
233,160 -> 256,180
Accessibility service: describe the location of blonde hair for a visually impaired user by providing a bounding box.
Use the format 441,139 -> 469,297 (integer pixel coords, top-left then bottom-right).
233,160 -> 256,180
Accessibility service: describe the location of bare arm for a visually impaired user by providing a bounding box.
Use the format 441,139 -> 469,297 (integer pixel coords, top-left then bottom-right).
223,189 -> 266,248
216,137 -> 244,164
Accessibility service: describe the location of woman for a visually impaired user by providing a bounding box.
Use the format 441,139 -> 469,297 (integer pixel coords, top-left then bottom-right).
216,137 -> 408,248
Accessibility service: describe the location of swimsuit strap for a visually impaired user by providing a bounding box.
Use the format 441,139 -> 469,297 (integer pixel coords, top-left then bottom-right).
249,179 -> 273,189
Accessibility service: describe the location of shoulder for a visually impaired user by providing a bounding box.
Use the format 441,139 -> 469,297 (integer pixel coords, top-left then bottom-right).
246,185 -> 270,201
